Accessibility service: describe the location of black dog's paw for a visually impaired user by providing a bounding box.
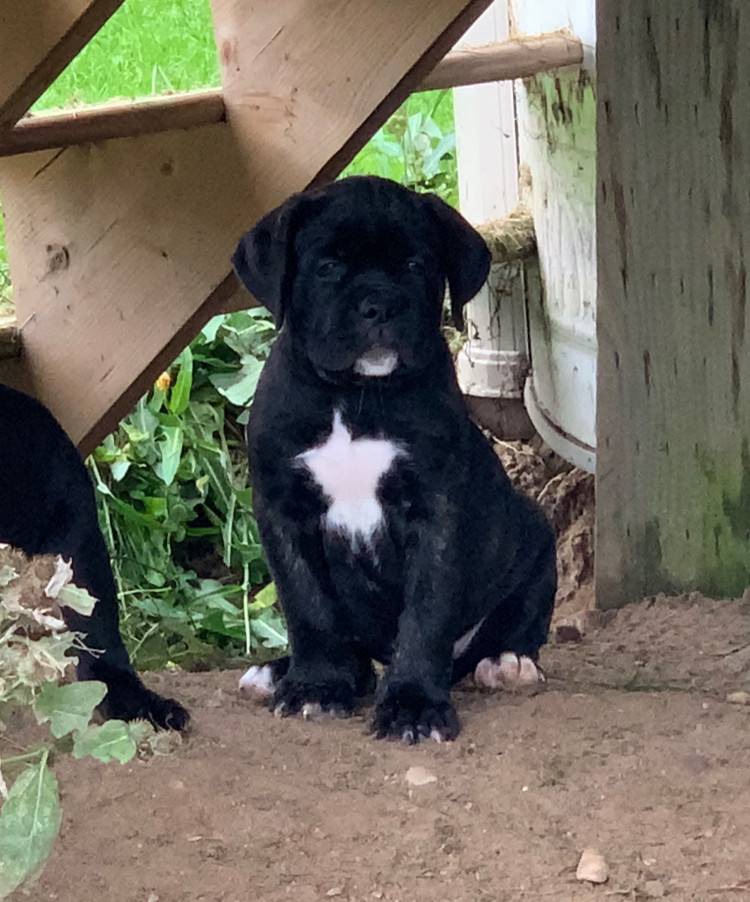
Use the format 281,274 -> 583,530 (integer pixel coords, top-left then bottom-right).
371,682 -> 460,744
99,675 -> 190,731
271,674 -> 357,721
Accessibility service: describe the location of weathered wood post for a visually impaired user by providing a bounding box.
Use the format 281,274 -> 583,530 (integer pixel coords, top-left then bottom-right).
596,2 -> 750,605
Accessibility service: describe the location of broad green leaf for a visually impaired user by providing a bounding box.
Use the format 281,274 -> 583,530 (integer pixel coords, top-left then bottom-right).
56,583 -> 97,616
110,457 -> 131,482
209,357 -> 264,406
422,133 -> 456,178
251,612 -> 288,649
33,681 -> 106,738
0,759 -> 61,896
130,398 -> 159,438
155,426 -> 183,486
201,314 -> 223,342
251,582 -> 276,610
72,720 -> 137,764
199,609 -> 245,640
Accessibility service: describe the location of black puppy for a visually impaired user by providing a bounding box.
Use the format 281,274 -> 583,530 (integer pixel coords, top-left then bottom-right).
0,383 -> 188,730
234,176 -> 555,743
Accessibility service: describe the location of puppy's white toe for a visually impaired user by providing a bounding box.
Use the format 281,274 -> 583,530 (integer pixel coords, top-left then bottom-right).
473,653 -> 542,694
401,727 -> 416,745
301,701 -> 324,721
238,664 -> 275,701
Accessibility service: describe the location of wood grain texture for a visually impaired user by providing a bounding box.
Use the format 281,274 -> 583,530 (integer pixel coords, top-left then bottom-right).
1,28 -> 580,158
421,30 -> 582,90
0,90 -> 226,157
0,0 -> 124,128
596,1 -> 750,605
0,0 -> 490,453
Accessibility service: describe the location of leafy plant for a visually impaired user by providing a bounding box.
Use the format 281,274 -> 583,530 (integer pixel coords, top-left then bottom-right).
344,90 -> 458,204
87,310 -> 287,671
0,545 -> 153,898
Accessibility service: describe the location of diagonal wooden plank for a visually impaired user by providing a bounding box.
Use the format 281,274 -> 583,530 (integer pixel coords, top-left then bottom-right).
0,0 -> 124,128
0,0 -> 490,454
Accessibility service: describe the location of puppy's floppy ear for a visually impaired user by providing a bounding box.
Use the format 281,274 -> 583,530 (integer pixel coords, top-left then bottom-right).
232,194 -> 310,328
422,193 -> 491,332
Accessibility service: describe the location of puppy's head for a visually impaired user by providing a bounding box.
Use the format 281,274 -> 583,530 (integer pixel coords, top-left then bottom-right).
232,176 -> 490,378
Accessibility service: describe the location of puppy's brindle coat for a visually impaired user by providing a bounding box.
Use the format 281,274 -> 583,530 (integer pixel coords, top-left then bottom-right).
234,176 -> 555,743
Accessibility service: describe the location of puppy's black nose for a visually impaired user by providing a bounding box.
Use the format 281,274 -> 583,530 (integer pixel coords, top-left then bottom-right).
359,297 -> 395,324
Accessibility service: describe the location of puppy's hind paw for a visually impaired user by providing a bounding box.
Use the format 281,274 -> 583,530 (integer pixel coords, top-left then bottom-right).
371,682 -> 460,744
473,653 -> 544,695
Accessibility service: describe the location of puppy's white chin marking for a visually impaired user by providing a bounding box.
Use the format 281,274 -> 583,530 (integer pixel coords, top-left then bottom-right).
353,348 -> 398,377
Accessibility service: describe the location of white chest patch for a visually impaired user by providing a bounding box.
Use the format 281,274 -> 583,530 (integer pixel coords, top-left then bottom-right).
296,411 -> 403,547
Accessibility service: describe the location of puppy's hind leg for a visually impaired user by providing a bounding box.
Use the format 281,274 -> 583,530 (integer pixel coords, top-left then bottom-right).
452,549 -> 556,695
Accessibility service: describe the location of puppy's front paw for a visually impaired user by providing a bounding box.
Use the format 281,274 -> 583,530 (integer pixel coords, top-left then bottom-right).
103,682 -> 190,732
371,682 -> 460,744
272,675 -> 356,721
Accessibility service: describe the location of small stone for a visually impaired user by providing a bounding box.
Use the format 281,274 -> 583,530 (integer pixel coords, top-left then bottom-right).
726,691 -> 750,705
576,848 -> 609,884
405,766 -> 437,787
643,880 -> 665,898
326,888 -> 343,897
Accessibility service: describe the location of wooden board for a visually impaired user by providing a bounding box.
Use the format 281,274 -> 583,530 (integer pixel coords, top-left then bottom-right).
0,0 -> 490,454
0,0 -> 124,128
596,1 -> 750,605
210,0 -> 490,200
0,32 -> 579,158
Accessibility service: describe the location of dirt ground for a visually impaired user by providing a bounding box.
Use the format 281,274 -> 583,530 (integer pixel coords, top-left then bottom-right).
12,592 -> 750,902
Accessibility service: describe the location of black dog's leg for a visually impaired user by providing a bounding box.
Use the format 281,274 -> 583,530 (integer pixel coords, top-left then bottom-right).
258,521 -> 375,718
56,523 -> 189,730
451,544 -> 556,690
371,530 -> 463,744
39,455 -> 189,730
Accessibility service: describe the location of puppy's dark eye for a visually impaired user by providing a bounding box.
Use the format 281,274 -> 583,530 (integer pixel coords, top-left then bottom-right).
404,257 -> 424,274
315,259 -> 344,279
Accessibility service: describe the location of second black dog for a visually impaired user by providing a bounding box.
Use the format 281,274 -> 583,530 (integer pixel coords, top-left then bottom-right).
0,383 -> 188,730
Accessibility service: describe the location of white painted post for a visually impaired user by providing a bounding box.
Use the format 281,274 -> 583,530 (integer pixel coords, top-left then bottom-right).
453,0 -> 532,436
511,0 -> 597,471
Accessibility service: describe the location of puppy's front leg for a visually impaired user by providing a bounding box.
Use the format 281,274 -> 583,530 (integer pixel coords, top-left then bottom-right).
259,520 -> 373,719
371,535 -> 462,744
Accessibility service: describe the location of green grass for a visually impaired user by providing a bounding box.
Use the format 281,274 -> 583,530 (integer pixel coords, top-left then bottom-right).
34,0 -> 220,110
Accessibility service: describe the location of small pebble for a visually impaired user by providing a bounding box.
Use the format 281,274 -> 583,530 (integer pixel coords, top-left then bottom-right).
405,766 -> 437,787
726,691 -> 750,705
576,848 -> 609,884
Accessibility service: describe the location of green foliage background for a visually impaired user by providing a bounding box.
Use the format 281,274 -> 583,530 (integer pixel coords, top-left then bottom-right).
0,0 -> 459,672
